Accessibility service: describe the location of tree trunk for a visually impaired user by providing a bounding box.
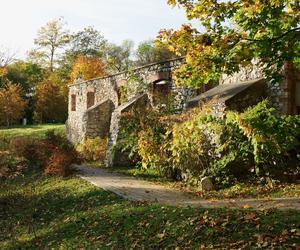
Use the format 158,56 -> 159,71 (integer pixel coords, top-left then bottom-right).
6,117 -> 10,128
50,46 -> 55,72
283,61 -> 297,115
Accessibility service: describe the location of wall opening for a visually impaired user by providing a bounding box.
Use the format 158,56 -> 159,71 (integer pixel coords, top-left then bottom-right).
71,94 -> 76,111
87,91 -> 95,109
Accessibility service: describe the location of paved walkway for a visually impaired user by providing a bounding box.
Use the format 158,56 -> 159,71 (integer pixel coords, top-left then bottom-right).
74,165 -> 300,210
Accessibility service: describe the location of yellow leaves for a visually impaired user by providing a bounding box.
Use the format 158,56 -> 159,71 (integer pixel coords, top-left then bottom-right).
0,83 -> 27,126
70,55 -> 106,82
244,212 -> 257,220
0,67 -> 8,77
167,0 -> 177,7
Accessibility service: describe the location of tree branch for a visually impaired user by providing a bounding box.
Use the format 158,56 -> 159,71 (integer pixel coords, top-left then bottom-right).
244,27 -> 300,43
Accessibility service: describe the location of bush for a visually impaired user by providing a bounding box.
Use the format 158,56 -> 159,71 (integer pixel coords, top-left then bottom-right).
9,137 -> 50,166
238,101 -> 300,176
76,137 -> 108,162
9,130 -> 80,177
44,149 -> 77,177
117,100 -> 300,188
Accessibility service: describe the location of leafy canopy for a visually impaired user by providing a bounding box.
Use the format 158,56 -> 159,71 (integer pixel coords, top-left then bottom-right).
158,0 -> 300,87
70,55 -> 106,82
0,83 -> 27,127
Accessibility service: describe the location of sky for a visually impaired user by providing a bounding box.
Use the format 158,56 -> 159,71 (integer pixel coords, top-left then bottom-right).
0,0 -> 193,59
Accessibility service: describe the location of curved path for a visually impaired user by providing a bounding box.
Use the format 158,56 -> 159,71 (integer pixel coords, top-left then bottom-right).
74,165 -> 300,210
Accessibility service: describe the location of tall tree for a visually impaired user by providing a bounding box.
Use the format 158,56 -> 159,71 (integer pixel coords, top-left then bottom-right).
0,47 -> 15,82
59,27 -> 107,81
136,40 -> 176,66
0,83 -> 27,127
70,55 -> 106,82
103,40 -> 134,73
158,0 -> 300,88
34,75 -> 68,123
30,18 -> 70,72
5,61 -> 45,93
68,26 -> 107,59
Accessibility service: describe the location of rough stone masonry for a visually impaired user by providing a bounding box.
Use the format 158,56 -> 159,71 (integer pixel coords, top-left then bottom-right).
66,58 -> 300,167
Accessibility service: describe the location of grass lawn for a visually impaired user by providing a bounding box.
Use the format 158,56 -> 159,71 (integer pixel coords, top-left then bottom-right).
1,169 -> 299,249
0,124 -> 65,149
0,124 -> 65,139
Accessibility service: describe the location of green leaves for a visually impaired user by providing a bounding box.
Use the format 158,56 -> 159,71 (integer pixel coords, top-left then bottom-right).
161,0 -> 300,87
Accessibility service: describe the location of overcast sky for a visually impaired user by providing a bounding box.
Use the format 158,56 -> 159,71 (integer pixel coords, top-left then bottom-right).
0,0 -> 193,58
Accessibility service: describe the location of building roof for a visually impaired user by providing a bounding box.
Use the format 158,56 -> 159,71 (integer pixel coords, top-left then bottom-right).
187,78 -> 265,108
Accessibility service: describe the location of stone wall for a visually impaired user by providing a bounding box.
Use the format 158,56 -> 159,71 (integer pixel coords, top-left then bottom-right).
66,58 -> 197,145
66,77 -> 118,144
106,94 -> 149,167
84,99 -> 115,139
219,61 -> 296,115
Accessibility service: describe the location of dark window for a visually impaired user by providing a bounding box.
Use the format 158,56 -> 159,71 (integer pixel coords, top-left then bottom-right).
71,94 -> 76,111
87,91 -> 95,108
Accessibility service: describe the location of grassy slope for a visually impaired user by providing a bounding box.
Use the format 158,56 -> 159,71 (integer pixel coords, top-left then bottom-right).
0,124 -> 65,150
1,170 -> 300,249
0,124 -> 65,139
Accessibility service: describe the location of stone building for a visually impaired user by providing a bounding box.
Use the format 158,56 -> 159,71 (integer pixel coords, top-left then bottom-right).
188,61 -> 300,116
66,58 -> 202,166
67,58 -> 300,166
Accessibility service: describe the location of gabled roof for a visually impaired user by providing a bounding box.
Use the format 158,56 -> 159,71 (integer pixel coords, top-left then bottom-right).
187,78 -> 265,108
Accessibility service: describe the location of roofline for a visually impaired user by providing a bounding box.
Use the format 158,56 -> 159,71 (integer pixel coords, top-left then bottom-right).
68,56 -> 185,88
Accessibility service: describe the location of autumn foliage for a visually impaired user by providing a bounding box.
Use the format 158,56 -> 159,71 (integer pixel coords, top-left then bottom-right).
70,55 -> 106,82
158,0 -> 300,87
34,78 -> 67,123
0,83 -> 27,127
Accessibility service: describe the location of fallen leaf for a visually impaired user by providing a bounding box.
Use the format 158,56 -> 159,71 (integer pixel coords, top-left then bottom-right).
244,212 -> 257,221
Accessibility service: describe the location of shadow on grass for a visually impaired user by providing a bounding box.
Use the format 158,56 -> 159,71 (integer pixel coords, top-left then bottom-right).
1,170 -> 300,249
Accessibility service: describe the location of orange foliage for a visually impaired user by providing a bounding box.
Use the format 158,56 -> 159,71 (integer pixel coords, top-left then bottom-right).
44,150 -> 74,177
34,79 -> 67,123
0,83 -> 27,127
0,67 -> 8,77
70,55 -> 106,82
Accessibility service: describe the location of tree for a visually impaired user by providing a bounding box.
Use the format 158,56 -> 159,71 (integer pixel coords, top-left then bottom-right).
0,47 -> 15,81
158,0 -> 300,88
103,40 -> 134,73
5,61 -> 45,93
70,55 -> 106,82
68,26 -> 107,59
0,83 -> 27,127
135,40 -> 176,66
59,27 -> 107,81
30,18 -> 70,72
34,77 -> 68,123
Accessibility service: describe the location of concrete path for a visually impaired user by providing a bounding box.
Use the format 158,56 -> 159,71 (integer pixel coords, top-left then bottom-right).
74,165 -> 300,210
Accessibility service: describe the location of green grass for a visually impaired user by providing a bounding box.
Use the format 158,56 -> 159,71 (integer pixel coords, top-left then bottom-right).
0,124 -> 65,149
0,124 -> 65,139
1,169 -> 299,249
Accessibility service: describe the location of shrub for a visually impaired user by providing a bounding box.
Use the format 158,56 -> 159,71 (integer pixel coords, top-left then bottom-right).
117,106 -> 166,162
44,149 -> 75,177
76,137 -> 108,162
9,137 -> 48,166
9,130 -> 80,176
238,101 -> 300,177
44,130 -> 80,176
116,100 -> 300,187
